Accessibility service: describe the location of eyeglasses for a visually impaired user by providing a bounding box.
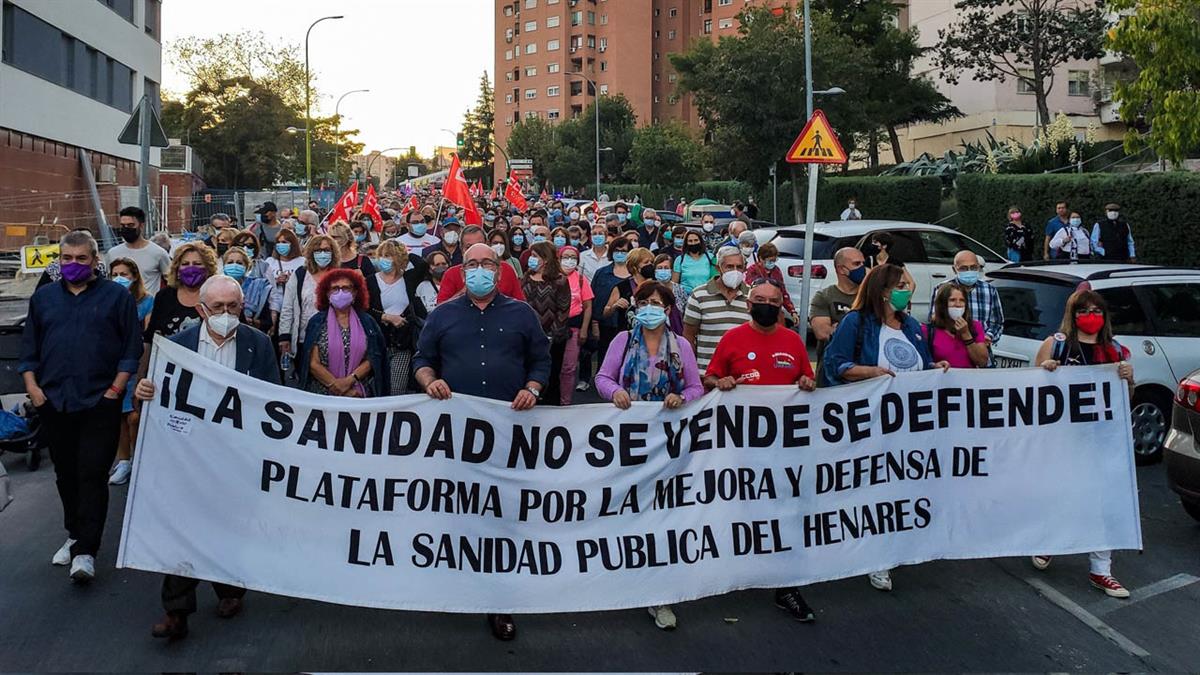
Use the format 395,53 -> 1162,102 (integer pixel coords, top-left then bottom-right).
751,278 -> 782,289
464,260 -> 500,271
1075,308 -> 1104,316
202,301 -> 243,314
330,285 -> 355,293
636,299 -> 666,309
956,264 -> 984,272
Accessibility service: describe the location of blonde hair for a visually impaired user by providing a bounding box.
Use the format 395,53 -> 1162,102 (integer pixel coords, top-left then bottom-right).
167,242 -> 219,288
626,247 -> 654,273
303,234 -> 338,274
375,240 -> 409,274
222,247 -> 253,268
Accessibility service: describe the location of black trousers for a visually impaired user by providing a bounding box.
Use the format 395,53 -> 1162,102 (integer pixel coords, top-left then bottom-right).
542,339 -> 567,406
41,397 -> 122,558
162,574 -> 246,615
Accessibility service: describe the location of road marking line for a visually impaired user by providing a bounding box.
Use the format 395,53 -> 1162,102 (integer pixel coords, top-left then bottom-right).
1093,573 -> 1200,617
1022,575 -> 1151,659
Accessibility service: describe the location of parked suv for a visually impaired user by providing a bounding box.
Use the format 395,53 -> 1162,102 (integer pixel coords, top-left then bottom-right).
1167,369 -> 1200,521
986,264 -> 1200,464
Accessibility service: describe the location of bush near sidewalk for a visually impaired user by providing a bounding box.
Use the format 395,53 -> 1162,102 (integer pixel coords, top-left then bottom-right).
957,173 -> 1200,267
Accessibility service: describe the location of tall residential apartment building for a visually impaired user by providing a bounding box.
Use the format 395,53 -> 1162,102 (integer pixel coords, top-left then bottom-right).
0,0 -> 163,234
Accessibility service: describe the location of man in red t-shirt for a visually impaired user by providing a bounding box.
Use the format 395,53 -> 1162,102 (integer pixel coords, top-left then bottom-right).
702,279 -> 816,622
436,226 -> 526,303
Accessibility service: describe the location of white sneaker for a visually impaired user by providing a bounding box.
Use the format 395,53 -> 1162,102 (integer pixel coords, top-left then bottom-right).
52,538 -> 76,566
109,460 -> 132,485
69,555 -> 95,582
575,381 -> 590,392
647,605 -> 677,630
868,570 -> 893,592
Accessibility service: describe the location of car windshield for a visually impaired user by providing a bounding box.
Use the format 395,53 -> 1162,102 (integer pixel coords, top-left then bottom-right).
761,232 -> 839,260
990,277 -> 1073,340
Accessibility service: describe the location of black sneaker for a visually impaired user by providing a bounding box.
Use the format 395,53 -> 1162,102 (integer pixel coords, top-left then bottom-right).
774,588 -> 815,622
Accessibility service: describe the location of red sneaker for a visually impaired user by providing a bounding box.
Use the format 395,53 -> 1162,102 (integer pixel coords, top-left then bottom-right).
1089,574 -> 1130,598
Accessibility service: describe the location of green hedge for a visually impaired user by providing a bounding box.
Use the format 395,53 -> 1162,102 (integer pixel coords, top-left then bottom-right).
957,173 -> 1200,267
588,176 -> 942,225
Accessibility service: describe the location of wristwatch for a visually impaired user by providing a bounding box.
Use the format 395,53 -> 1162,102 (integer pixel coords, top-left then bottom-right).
525,386 -> 542,399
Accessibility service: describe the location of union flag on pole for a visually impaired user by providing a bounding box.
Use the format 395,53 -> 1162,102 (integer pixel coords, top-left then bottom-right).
326,183 -> 359,227
504,172 -> 528,212
443,154 -> 482,226
399,195 -> 420,218
362,184 -> 384,232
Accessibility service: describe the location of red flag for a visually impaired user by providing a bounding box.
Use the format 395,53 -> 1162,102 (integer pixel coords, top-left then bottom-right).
326,183 -> 359,227
400,195 -> 419,218
489,184 -> 497,202
363,184 -> 383,232
505,172 -> 528,212
590,199 -> 600,216
540,188 -> 550,202
444,154 -> 482,226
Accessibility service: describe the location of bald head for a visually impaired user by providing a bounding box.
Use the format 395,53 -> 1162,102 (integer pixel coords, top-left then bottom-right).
728,221 -> 748,238
464,242 -> 499,264
953,250 -> 981,271
200,274 -> 244,305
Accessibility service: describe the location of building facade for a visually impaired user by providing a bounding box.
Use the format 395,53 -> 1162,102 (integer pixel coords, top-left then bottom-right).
0,0 -> 163,242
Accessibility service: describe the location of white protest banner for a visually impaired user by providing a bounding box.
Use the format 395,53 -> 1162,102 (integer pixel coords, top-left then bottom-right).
118,336 -> 1142,613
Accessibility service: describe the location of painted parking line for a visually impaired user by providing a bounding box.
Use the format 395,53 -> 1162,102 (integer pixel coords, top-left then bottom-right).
1021,575 -> 1151,659
1091,573 -> 1200,617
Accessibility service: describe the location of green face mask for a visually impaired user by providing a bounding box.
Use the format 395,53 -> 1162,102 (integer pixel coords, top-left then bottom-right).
888,288 -> 913,311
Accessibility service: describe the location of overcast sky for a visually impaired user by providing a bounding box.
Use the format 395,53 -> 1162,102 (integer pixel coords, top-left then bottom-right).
161,0 -> 494,156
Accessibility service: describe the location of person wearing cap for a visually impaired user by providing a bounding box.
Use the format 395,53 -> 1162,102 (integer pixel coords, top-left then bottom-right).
253,202 -> 282,254
423,220 -> 464,266
1091,203 -> 1136,263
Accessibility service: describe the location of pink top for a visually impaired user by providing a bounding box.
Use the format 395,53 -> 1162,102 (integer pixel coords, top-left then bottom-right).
925,320 -> 986,368
565,270 -> 594,318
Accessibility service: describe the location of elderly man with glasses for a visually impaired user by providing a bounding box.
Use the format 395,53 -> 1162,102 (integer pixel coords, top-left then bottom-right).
133,275 -> 280,641
413,242 -> 551,643
926,250 -> 1005,346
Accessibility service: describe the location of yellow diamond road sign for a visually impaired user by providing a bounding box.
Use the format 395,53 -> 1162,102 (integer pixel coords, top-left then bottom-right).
785,109 -> 848,165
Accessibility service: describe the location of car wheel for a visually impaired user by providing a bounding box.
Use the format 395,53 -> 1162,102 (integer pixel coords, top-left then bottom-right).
1183,499 -> 1200,522
1130,390 -> 1170,465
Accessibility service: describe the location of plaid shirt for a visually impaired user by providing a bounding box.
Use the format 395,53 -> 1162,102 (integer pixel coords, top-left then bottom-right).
928,279 -> 1005,345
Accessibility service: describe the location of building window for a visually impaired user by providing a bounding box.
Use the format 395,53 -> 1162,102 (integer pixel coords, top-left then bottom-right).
525,0 -> 537,8
587,11 -> 596,25
526,110 -> 539,119
654,30 -> 660,38
143,77 -> 160,113
547,0 -> 559,3
547,15 -> 560,28
669,7 -> 678,17
548,62 -> 560,73
1068,70 -> 1090,96
669,73 -> 677,83
654,95 -> 660,103
719,0 -> 732,5
548,109 -> 560,120
668,29 -> 676,39
703,19 -> 712,33
526,42 -> 537,54
524,20 -> 537,32
525,66 -> 537,76
547,85 -> 560,96
144,0 -> 161,40
654,51 -> 660,60
599,37 -> 608,50
97,0 -> 135,23
718,17 -> 733,29
654,73 -> 660,82
587,35 -> 596,48
504,5 -> 514,16
668,94 -> 679,104
1017,68 -> 1035,94
599,84 -> 609,95
600,61 -> 608,71
571,10 -> 582,25
505,49 -> 513,60
547,39 -> 560,51
506,94 -> 514,103
525,88 -> 537,99
570,80 -> 583,96
600,14 -> 608,24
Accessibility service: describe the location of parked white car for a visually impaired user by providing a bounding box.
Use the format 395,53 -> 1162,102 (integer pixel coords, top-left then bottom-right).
986,264 -> 1200,464
753,220 -> 1007,320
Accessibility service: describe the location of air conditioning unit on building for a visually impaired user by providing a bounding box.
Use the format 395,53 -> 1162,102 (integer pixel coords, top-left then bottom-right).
599,46 -> 606,52
570,46 -> 578,52
96,164 -> 118,184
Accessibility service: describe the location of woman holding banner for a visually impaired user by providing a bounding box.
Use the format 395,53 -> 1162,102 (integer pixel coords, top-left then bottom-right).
1031,289 -> 1134,598
298,269 -> 388,398
925,284 -> 990,368
821,263 -> 950,592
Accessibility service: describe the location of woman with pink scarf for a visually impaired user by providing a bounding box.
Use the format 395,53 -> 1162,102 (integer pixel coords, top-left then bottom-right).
298,268 -> 389,397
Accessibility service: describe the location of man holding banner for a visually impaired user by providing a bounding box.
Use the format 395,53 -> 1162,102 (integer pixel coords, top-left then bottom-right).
413,242 -> 551,641
134,276 -> 281,641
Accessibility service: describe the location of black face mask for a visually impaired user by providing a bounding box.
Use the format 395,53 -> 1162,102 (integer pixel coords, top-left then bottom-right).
686,243 -> 705,254
119,227 -> 140,244
750,302 -> 780,327
639,264 -> 655,279
216,243 -> 230,256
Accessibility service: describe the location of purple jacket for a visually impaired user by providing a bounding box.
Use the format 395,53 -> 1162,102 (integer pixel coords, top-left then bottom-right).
595,329 -> 705,402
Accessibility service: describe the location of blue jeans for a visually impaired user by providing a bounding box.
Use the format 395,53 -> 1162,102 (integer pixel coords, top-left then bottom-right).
1006,248 -> 1023,263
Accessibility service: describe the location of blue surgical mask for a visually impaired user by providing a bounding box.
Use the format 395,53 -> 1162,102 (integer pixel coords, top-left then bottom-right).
570,238 -> 581,247
245,246 -> 256,258
465,267 -> 497,297
533,234 -> 547,244
635,305 -> 668,329
295,222 -> 307,235
113,276 -> 133,289
592,234 -> 607,247
618,213 -> 628,223
553,236 -> 567,247
1069,217 -> 1082,227
674,238 -> 685,248
275,242 -> 291,256
527,256 -> 541,270
355,233 -> 367,243
957,270 -> 980,286
376,258 -> 394,273
411,223 -> 428,236
512,235 -> 525,246
654,268 -> 672,282
223,263 -> 246,280
612,251 -> 628,264
765,260 -> 777,271
313,251 -> 333,268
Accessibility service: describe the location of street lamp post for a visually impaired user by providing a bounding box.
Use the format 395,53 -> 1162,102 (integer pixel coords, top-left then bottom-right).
333,89 -> 369,191
569,74 -> 601,200
305,15 -> 344,200
365,147 -> 410,188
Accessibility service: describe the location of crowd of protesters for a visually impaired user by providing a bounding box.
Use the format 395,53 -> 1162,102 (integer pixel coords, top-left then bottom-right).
17,185 -> 1137,643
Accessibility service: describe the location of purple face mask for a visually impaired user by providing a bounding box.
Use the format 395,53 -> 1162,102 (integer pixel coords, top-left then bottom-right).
329,289 -> 354,310
60,261 -> 92,284
178,265 -> 209,288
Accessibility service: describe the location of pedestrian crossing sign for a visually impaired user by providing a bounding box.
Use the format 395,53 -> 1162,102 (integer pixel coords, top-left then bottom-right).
785,110 -> 847,164
21,243 -> 58,273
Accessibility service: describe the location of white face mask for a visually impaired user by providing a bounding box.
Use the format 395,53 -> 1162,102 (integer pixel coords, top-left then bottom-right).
1106,210 -> 1120,220
444,231 -> 460,245
490,243 -> 507,257
206,312 -> 239,338
721,270 -> 743,289
561,258 -> 578,271
740,246 -> 754,257
702,222 -> 715,232
947,306 -> 966,321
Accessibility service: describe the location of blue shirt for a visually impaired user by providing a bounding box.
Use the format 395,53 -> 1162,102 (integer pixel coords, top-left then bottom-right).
1045,216 -> 1068,257
20,278 -> 143,413
413,293 -> 551,401
590,263 -> 625,328
822,310 -> 933,386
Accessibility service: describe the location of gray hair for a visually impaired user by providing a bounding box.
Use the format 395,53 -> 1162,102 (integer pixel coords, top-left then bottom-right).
150,232 -> 172,252
61,230 -> 98,258
605,213 -> 621,225
464,242 -> 499,261
738,231 -> 757,246
716,245 -> 744,266
298,209 -> 319,226
199,274 -> 244,304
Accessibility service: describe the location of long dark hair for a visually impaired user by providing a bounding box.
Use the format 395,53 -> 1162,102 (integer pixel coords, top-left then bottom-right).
852,263 -> 905,325
1060,289 -> 1114,346
932,283 -> 973,331
527,242 -> 563,281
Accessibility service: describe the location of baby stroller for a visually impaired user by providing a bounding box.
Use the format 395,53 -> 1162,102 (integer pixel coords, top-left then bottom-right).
0,323 -> 44,470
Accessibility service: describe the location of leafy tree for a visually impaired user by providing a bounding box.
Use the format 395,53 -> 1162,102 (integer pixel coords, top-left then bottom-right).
549,95 -> 637,187
1108,0 -> 1200,164
627,122 -> 708,185
460,73 -> 495,168
505,117 -> 558,184
167,32 -> 310,111
933,0 -> 1108,130
672,5 -> 871,210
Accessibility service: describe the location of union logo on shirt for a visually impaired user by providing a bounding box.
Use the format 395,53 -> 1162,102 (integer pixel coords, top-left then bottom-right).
771,352 -> 796,369
736,369 -> 761,383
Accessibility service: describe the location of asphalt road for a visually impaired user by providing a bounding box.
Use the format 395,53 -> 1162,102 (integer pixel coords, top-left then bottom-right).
1,438 -> 1198,672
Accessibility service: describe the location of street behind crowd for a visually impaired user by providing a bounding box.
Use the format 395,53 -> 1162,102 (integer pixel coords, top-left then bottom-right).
1,450 -> 1197,672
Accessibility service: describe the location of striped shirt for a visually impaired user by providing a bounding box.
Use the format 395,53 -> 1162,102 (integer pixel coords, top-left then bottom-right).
684,278 -> 751,370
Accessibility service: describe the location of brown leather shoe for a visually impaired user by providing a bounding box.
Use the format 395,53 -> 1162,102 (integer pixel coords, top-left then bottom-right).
151,613 -> 188,641
488,613 -> 516,641
216,598 -> 243,619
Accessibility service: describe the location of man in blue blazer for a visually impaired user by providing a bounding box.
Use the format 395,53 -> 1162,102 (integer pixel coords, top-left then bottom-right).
134,275 -> 279,641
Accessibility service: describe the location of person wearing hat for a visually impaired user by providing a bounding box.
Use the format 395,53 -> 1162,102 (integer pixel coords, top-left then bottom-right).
422,219 -> 464,266
253,202 -> 282,256
1091,203 -> 1136,263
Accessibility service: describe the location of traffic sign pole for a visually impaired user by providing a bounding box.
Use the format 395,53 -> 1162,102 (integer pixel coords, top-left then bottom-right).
138,95 -> 152,225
